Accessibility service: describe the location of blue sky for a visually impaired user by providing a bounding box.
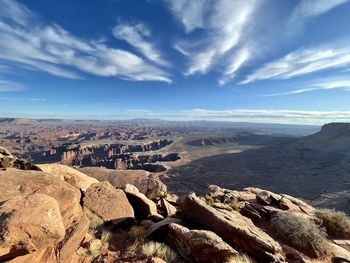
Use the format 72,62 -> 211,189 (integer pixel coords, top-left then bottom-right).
0,0 -> 350,124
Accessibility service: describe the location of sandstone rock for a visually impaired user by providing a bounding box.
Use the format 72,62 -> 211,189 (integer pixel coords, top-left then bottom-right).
0,147 -> 41,171
281,194 -> 315,215
83,182 -> 134,225
38,164 -> 98,192
124,184 -> 161,219
134,177 -> 167,201
165,193 -> 179,204
279,197 -> 301,212
0,169 -> 82,230
240,203 -> 262,220
167,223 -> 238,263
256,191 -> 274,205
6,246 -> 57,263
58,214 -> 90,263
212,202 -> 233,211
146,217 -> 182,240
159,198 -> 177,217
0,146 -> 16,169
179,193 -> 284,262
0,194 -> 65,261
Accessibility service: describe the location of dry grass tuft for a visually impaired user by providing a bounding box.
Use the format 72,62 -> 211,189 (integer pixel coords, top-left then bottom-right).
142,241 -> 177,262
271,212 -> 328,257
316,209 -> 350,238
226,254 -> 253,263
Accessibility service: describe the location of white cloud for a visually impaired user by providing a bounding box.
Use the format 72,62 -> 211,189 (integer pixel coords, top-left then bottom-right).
0,0 -> 171,83
264,80 -> 350,97
292,0 -> 349,19
0,96 -> 46,101
167,0 -> 258,78
242,45 -> 350,84
184,108 -> 350,125
0,80 -> 23,91
125,109 -> 153,115
112,22 -> 169,66
219,47 -> 251,86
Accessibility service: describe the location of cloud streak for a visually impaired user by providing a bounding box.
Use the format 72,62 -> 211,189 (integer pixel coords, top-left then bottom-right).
0,0 -> 171,83
184,108 -> 350,125
242,44 -> 350,84
264,80 -> 350,97
112,22 -> 169,66
0,80 -> 24,91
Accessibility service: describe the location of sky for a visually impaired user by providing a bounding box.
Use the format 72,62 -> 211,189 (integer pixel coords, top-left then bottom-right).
0,0 -> 350,124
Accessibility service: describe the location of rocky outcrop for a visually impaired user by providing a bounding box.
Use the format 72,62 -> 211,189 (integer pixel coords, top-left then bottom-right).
0,194 -> 65,261
83,182 -> 134,225
134,177 -> 168,201
123,184 -> 161,219
167,223 -> 238,263
0,146 -> 41,171
0,169 -> 82,230
179,193 -> 284,262
38,164 -> 98,192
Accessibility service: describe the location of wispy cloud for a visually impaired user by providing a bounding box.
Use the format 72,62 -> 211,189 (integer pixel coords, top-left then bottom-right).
185,108 -> 350,125
291,0 -> 349,19
0,0 -> 171,83
167,0 -> 258,81
242,44 -> 350,84
0,80 -> 24,91
125,109 -> 153,115
112,22 -> 169,66
0,96 -> 46,101
264,80 -> 350,97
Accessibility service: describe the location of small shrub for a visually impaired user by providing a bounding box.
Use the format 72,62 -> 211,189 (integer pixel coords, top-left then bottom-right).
226,254 -> 253,263
128,225 -> 147,241
205,194 -> 214,206
228,200 -> 240,212
142,241 -> 177,262
271,212 -> 328,257
316,209 -> 350,238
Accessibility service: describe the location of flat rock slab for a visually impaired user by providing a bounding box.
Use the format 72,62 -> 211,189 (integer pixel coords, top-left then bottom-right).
168,223 -> 238,263
83,181 -> 134,224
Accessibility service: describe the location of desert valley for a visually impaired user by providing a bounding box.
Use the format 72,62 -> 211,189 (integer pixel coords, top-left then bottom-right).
1,119 -> 350,263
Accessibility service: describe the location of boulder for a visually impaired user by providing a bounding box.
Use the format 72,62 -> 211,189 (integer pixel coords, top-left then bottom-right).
38,164 -> 98,192
179,193 -> 284,262
281,194 -> 315,215
124,184 -> 161,219
0,194 -> 65,261
83,182 -> 134,225
0,169 -> 82,230
159,198 -> 177,217
134,177 -> 167,201
279,197 -> 301,212
167,223 -> 238,263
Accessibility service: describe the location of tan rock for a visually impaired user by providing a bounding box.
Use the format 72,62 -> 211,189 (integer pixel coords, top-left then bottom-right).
167,223 -> 238,263
134,177 -> 167,201
179,193 -> 284,262
6,246 -> 57,263
124,184 -> 161,219
146,217 -> 182,239
279,197 -> 301,212
38,164 -> 98,192
83,182 -> 134,224
0,168 -> 82,230
58,214 -> 90,263
0,146 -> 16,169
0,194 -> 65,260
160,198 -> 177,217
281,194 -> 315,215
